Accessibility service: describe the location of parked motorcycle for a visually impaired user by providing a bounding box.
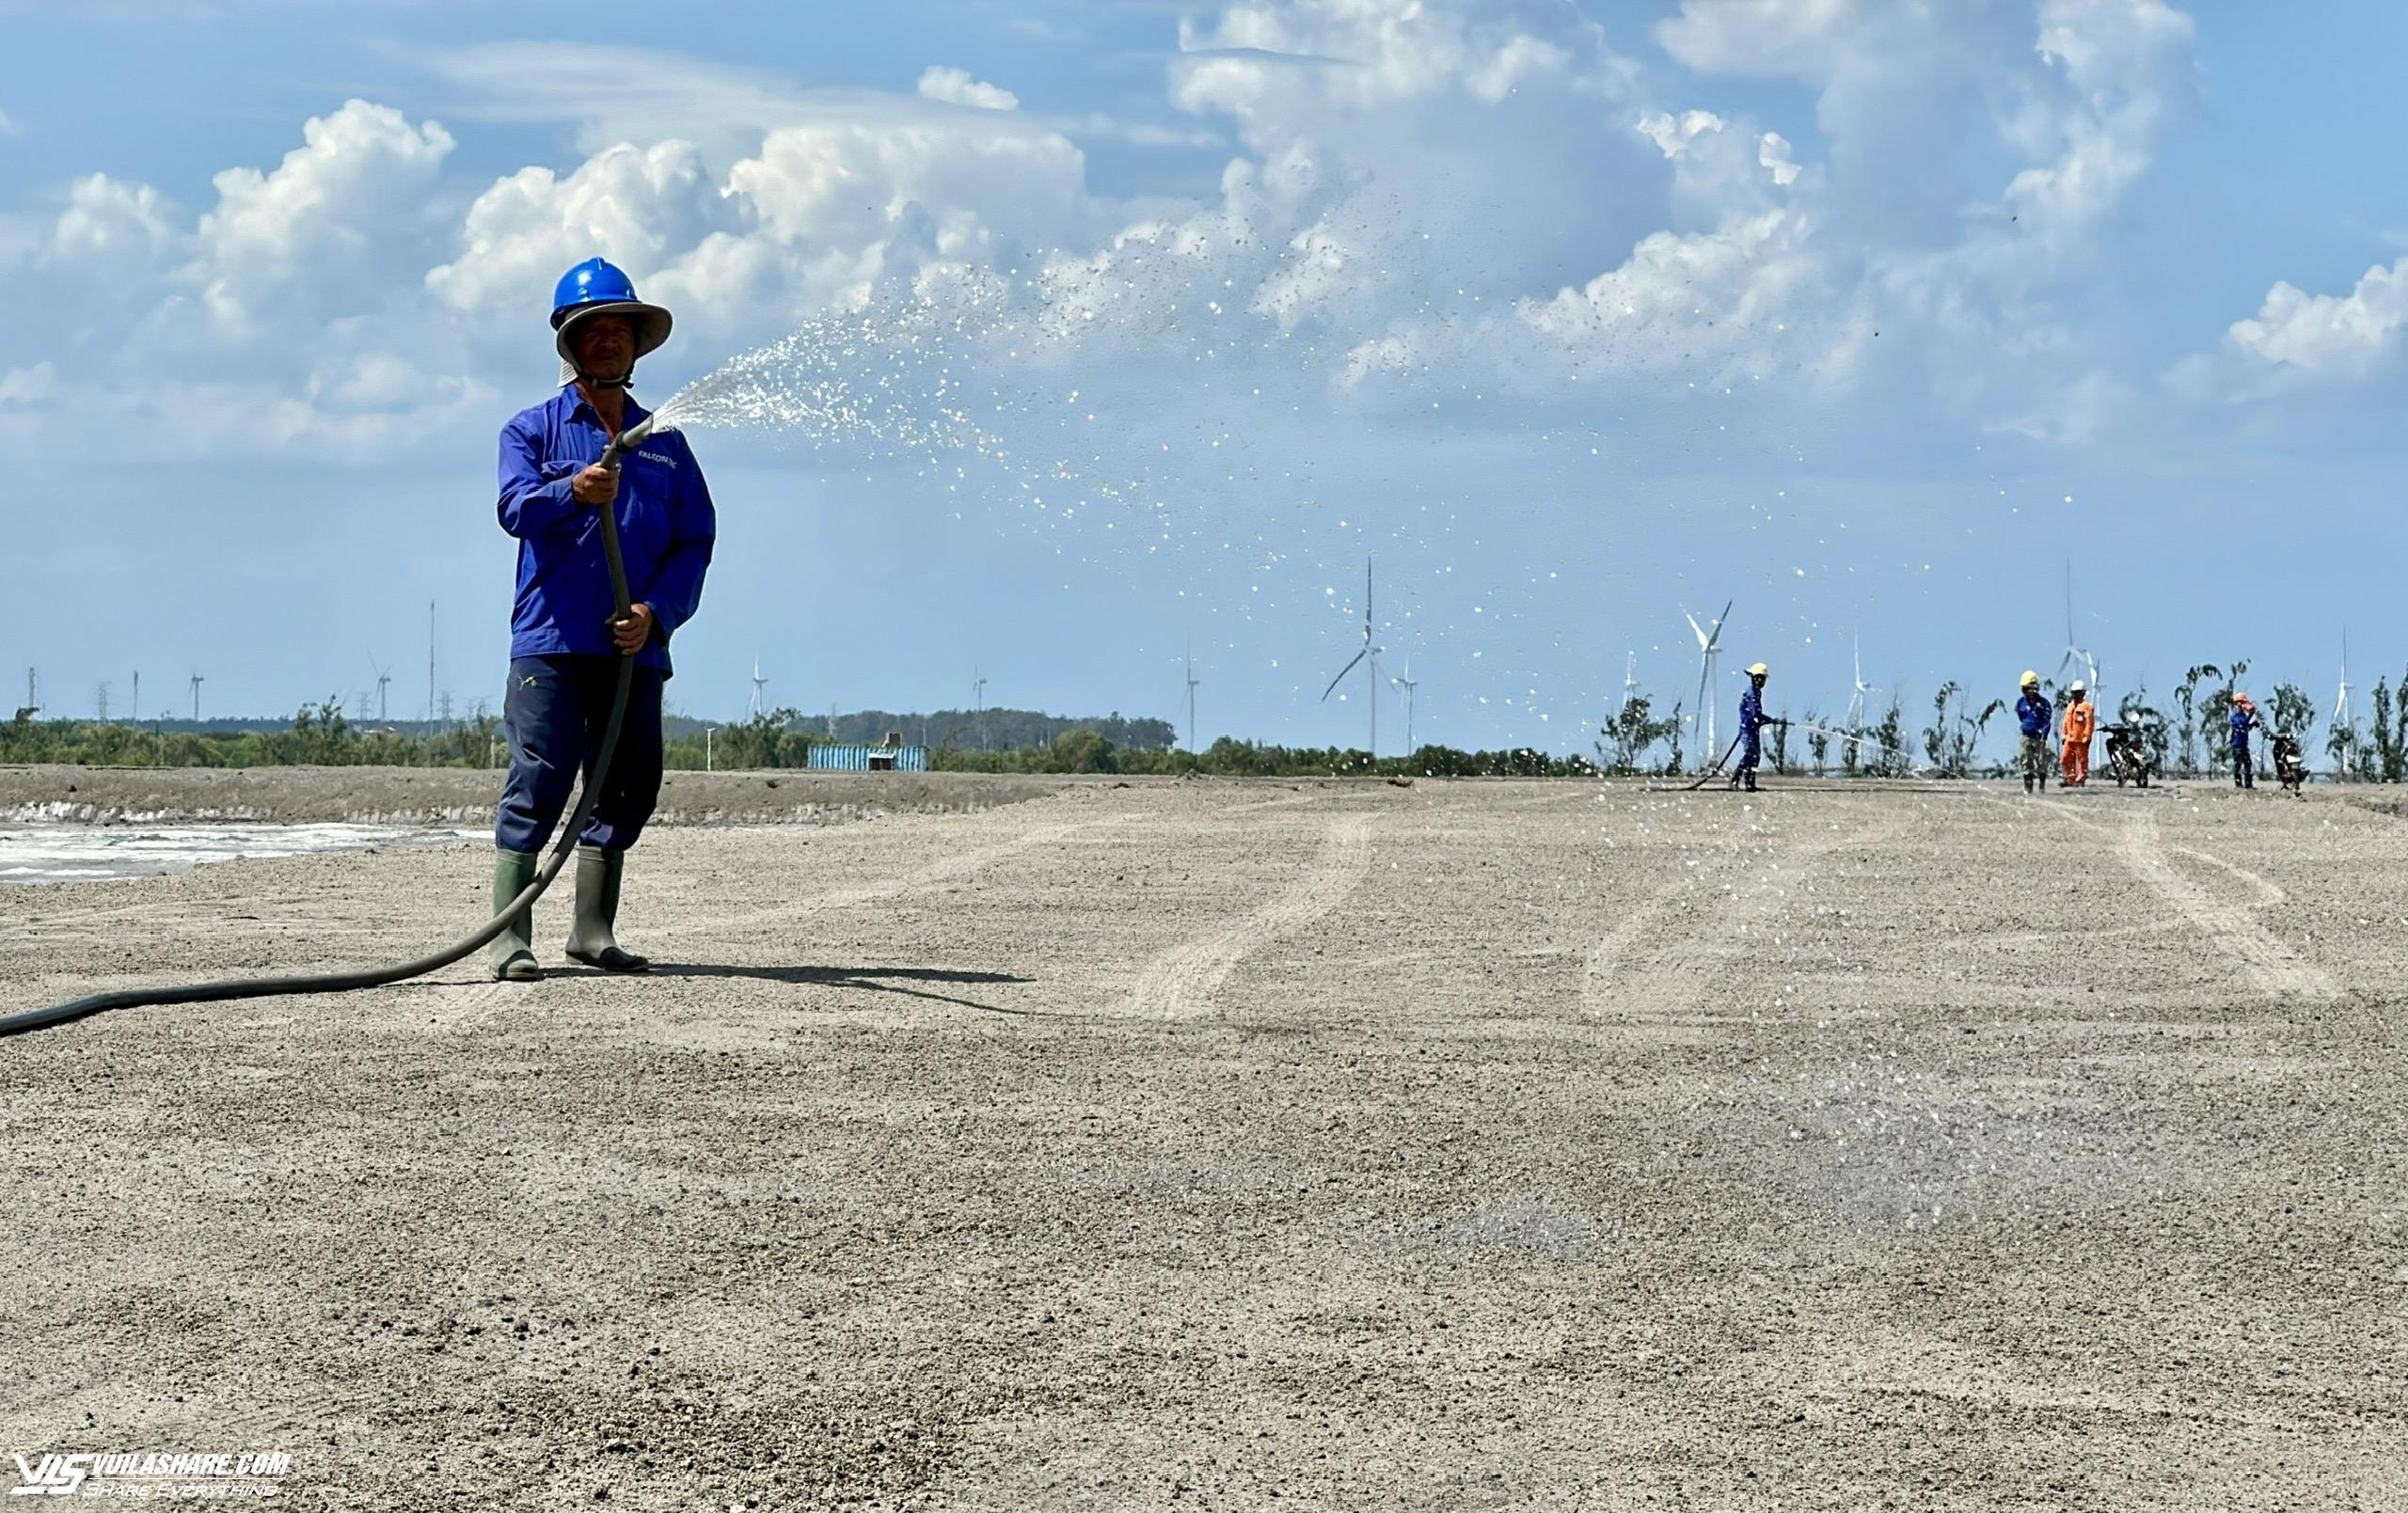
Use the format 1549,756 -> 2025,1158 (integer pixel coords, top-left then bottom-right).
2101,722 -> 2155,788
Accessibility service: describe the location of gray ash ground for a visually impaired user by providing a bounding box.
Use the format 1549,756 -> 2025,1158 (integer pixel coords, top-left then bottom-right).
4,775 -> 2405,1509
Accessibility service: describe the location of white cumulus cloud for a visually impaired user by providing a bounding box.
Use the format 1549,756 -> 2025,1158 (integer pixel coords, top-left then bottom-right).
427,139 -> 734,316
2225,258 -> 2408,379
918,66 -> 1020,111
48,174 -> 178,265
187,99 -> 454,331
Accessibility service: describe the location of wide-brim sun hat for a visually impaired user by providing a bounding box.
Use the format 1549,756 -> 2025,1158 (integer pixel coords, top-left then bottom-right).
552,257 -> 672,385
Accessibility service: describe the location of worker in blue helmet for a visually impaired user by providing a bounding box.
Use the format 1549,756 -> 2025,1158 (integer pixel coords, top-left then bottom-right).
487,258 -> 717,982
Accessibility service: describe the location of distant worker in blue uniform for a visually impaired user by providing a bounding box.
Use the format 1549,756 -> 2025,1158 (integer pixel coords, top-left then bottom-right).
2228,692 -> 2260,790
2016,671 -> 2052,794
1728,662 -> 1782,792
488,258 -> 718,982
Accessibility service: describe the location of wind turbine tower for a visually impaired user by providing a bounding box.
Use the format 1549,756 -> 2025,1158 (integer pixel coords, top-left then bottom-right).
1184,641 -> 1202,753
1390,656 -> 1421,753
1319,557 -> 1384,755
1682,600 -> 1733,767
189,672 -> 204,723
1845,635 -> 1871,733
2058,560 -> 2099,700
749,654 -> 768,720
2336,627 -> 2354,780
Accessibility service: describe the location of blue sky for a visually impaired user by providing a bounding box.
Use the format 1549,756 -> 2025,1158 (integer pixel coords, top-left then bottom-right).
3,0 -> 2403,756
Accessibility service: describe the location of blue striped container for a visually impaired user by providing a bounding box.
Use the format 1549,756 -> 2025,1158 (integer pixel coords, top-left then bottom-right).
805,744 -> 931,773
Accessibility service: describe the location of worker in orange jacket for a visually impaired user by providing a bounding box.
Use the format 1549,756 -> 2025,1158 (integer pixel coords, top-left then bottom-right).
2060,681 -> 2096,788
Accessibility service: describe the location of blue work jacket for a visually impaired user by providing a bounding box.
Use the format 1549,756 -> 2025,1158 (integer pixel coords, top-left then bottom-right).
497,386 -> 716,676
2229,706 -> 2258,749
2016,692 -> 2052,738
1739,685 -> 1766,733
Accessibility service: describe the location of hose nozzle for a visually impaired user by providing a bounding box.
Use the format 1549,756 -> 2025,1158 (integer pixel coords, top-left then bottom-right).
597,412 -> 658,471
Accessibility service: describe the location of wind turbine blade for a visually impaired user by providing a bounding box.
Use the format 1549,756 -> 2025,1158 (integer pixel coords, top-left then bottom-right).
1322,648 -> 1369,701
1704,599 -> 1733,653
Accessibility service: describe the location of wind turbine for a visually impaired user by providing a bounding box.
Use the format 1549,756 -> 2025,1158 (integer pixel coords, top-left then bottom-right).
2335,626 -> 2354,779
1682,599 -> 1733,766
1183,640 -> 1202,753
188,671 -> 204,723
1320,557 -> 1383,754
2056,560 -> 2099,700
1845,634 -> 1872,733
1389,655 -> 1421,753
749,654 -> 768,720
368,655 -> 393,723
1622,651 -> 1638,714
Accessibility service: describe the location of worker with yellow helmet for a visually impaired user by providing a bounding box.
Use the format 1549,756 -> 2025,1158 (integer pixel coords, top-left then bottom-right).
2014,670 -> 2052,794
1729,662 -> 1782,792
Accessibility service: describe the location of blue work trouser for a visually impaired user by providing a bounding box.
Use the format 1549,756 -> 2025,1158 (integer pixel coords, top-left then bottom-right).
2230,743 -> 2254,788
1736,731 -> 1762,773
495,654 -> 665,855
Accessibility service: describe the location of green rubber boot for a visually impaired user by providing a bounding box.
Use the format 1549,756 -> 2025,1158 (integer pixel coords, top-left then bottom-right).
490,848 -> 544,983
565,845 -> 650,973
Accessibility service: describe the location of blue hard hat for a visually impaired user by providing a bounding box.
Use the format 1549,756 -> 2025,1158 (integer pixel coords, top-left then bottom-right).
550,257 -> 673,375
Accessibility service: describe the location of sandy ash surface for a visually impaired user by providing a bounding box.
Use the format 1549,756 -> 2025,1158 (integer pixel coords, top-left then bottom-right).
3,776 -> 2405,1510
0,764 -> 1083,827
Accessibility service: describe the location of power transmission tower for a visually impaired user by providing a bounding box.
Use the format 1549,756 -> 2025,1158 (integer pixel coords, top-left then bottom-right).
96,682 -> 111,722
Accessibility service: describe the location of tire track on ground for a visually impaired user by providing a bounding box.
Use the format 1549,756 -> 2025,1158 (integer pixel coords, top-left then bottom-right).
674,816 -> 1119,941
2111,811 -> 2336,1003
1581,819 -> 1888,1035
1118,815 -> 1373,1021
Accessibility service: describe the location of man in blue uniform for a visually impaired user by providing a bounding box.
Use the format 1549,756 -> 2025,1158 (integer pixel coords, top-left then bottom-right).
489,258 -> 717,982
2016,671 -> 2052,794
2228,692 -> 2260,790
1728,662 -> 1780,792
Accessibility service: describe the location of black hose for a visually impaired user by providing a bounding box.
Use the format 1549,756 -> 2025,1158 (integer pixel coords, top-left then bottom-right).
1683,732 -> 1746,791
0,426 -> 649,1038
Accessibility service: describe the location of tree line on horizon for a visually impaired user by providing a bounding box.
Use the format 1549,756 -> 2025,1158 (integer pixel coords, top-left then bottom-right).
8,663 -> 2408,780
